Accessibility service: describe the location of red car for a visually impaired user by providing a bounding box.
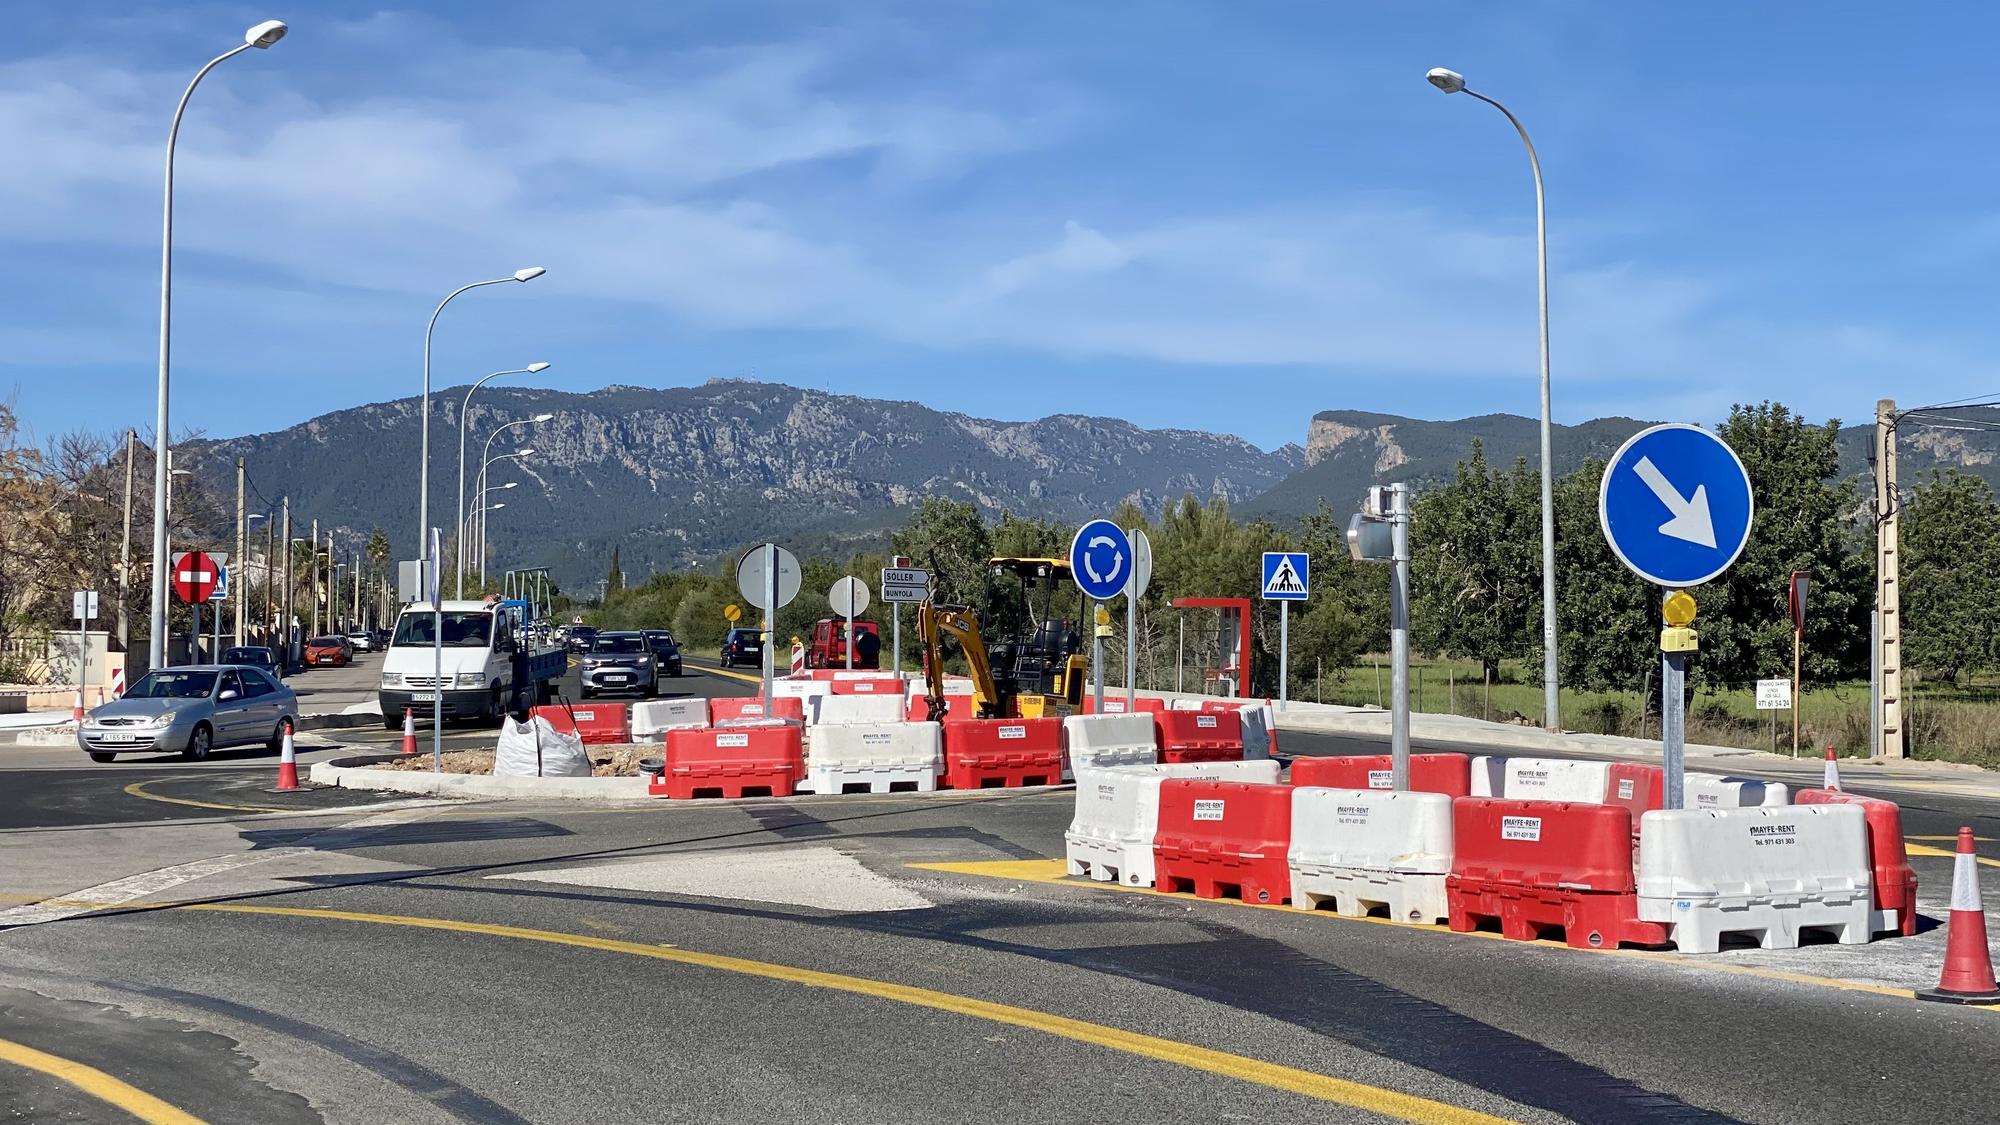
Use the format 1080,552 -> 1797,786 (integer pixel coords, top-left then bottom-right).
304,636 -> 353,667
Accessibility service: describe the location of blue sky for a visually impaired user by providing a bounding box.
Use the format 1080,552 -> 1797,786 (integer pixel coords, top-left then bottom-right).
3,2 -> 1995,452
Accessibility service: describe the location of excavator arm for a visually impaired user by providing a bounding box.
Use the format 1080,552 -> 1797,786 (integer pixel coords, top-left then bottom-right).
919,602 -> 1001,721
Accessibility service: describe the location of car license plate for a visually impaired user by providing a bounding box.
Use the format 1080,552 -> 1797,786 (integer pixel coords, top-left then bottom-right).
605,674 -> 629,683
419,691 -> 441,702
99,733 -> 139,744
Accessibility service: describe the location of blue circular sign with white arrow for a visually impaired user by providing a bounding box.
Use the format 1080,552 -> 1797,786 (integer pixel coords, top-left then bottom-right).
1068,519 -> 1134,601
1599,423 -> 1754,588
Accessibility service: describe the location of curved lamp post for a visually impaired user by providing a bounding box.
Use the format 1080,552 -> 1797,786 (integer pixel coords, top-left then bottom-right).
456,361 -> 550,595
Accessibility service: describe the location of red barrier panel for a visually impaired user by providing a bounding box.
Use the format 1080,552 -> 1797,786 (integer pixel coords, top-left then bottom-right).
531,703 -> 630,745
1603,763 -> 1663,830
1080,695 -> 1166,715
710,696 -> 805,724
1797,787 -> 1919,937
942,718 -> 1062,789
1155,710 -> 1244,765
1153,779 -> 1293,904
830,676 -> 905,696
1446,798 -> 1666,949
1289,753 -> 1471,798
652,726 -> 803,799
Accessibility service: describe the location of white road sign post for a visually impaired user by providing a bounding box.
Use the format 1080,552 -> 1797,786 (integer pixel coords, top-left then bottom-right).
830,577 -> 870,669
74,591 -> 98,717
739,544 -> 801,702
1262,552 -> 1309,712
879,560 -> 927,674
1126,530 -> 1153,709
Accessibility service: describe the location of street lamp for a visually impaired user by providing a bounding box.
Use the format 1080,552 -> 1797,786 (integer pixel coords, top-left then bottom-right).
1426,66 -> 1562,732
148,19 -> 288,671
417,268 -> 545,576
456,361 -> 551,597
476,448 -> 535,580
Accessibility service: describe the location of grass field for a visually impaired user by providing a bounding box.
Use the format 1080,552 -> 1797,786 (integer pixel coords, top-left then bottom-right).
1308,657 -> 2000,769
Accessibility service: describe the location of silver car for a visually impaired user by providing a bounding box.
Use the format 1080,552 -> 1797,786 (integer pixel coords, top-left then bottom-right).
78,665 -> 299,763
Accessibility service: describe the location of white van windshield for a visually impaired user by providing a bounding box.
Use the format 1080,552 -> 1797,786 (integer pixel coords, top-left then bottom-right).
392,612 -> 493,648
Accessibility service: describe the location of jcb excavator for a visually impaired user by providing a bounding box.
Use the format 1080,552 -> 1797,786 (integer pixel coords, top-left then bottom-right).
919,557 -> 1088,721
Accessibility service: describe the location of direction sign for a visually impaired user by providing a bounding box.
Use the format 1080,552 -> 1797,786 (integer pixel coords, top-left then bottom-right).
1755,679 -> 1793,710
736,545 -> 802,610
172,551 -> 220,604
1599,424 -> 1754,588
1068,519 -> 1132,601
880,565 -> 930,604
1261,552 -> 1309,601
829,576 -> 870,617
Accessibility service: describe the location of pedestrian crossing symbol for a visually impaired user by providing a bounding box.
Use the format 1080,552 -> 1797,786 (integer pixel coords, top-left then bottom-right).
1261,552 -> 1309,601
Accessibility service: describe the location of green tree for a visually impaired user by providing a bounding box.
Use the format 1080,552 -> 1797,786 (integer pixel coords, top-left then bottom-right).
1409,442 -> 1540,681
1546,460 -> 1658,692
1902,469 -> 2000,682
892,498 -> 991,605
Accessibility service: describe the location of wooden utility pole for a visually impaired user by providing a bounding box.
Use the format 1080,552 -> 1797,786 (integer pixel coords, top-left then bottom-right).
234,458 -> 247,647
1874,399 -> 1906,758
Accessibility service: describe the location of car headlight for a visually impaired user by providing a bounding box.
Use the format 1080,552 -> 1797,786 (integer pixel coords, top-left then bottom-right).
146,713 -> 176,728
455,672 -> 485,687
381,672 -> 403,687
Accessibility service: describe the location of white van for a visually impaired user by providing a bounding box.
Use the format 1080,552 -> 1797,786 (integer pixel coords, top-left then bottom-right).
377,599 -> 564,727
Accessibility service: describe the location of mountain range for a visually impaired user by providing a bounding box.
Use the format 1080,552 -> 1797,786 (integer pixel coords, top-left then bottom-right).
191,381 -> 2000,588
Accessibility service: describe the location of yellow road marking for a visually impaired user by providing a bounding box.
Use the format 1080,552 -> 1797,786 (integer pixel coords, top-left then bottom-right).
1905,842 -> 2000,869
696,662 -> 765,686
0,1036 -> 205,1125
1908,835 -> 1994,843
911,860 -> 1938,1006
180,901 -> 1517,1125
122,779 -> 288,815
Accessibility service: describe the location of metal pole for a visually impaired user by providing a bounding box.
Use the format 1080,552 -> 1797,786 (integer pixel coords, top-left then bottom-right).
762,544 -> 777,704
430,528 -> 442,772
354,552 -> 361,628
846,604 -> 855,670
263,513 -> 274,643
1278,601 -> 1289,713
1092,599 -> 1111,706
119,430 -> 134,654
1459,86 -> 1559,733
1176,617 -> 1184,693
150,39 -> 258,672
1125,591 -> 1137,708
280,499 -> 291,670
234,458 -> 246,646
1389,483 -> 1411,789
191,600 -> 200,667
1663,648 -> 1686,810
892,603 -> 900,675
309,519 -> 320,639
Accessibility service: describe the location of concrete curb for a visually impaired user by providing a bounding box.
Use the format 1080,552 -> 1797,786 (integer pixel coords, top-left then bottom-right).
311,756 -> 651,801
297,712 -> 387,733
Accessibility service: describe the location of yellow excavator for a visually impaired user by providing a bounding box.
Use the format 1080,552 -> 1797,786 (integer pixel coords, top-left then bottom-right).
919,557 -> 1088,721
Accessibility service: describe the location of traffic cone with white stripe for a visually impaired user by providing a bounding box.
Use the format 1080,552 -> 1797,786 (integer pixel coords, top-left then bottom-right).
95,688 -> 106,708
1917,827 -> 2000,1005
1823,745 -> 1840,792
401,707 -> 418,755
71,691 -> 83,722
274,722 -> 299,791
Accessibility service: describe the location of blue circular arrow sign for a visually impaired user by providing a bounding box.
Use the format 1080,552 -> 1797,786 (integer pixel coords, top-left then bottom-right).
1598,423 -> 1754,588
1068,519 -> 1133,601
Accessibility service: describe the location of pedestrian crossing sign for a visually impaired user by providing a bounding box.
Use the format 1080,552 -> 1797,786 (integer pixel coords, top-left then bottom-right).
1261,552 -> 1309,601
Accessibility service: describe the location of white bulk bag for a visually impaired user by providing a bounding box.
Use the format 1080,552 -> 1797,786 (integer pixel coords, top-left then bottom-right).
493,714 -> 591,778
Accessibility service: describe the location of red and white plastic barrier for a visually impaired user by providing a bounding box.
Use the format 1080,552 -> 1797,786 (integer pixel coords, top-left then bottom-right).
829,676 -> 904,696
631,698 -> 710,740
1447,799 -> 1666,949
813,693 -> 907,726
1289,786 -> 1453,923
531,702 -> 630,745
1290,753 -> 1471,798
943,717 -> 1062,789
807,722 -> 941,795
1062,713 -> 1157,774
1154,710 -> 1244,765
711,696 -> 806,725
1065,760 -> 1281,886
1153,779 -> 1293,904
653,726 -> 803,799
1796,787 -> 1919,936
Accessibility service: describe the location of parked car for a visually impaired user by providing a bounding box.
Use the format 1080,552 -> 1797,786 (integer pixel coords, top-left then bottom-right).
304,635 -> 353,667
720,627 -> 763,669
579,632 -> 657,699
643,630 -> 683,677
345,630 -> 376,653
565,626 -> 599,655
77,666 -> 298,763
805,617 -> 881,670
220,646 -> 284,681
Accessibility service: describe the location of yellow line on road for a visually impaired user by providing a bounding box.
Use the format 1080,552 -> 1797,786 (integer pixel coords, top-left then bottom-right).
0,1036 -> 206,1125
911,860 -> 1936,1006
1905,842 -> 2000,868
695,661 -> 765,686
122,779 -> 288,815
183,901 -> 1518,1125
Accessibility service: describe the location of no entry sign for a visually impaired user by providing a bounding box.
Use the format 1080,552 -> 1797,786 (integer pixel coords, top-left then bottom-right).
172,550 -> 220,604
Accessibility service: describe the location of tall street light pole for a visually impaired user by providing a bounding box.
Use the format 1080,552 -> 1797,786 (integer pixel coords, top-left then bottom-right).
476,445 -> 537,580
475,412 -> 551,574
456,361 -> 550,597
148,18 -> 288,672
418,269 -> 545,574
1426,66 -> 1561,732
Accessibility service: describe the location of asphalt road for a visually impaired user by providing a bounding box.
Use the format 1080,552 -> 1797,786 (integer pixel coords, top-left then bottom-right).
2,672 -> 1997,1125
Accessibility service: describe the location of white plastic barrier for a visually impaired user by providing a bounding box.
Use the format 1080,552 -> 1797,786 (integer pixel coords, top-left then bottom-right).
1637,804 -> 1872,953
630,698 -> 710,740
774,679 -> 833,704
1288,787 -> 1454,923
811,694 -> 906,726
1064,760 -> 1281,887
1501,757 -> 1611,803
1238,703 -> 1276,762
1685,774 -> 1789,809
1062,713 -> 1157,773
1168,698 -> 1204,711
806,722 -> 941,794
1469,755 -> 1506,797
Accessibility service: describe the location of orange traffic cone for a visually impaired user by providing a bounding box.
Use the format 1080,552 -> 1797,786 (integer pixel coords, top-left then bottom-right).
401,707 -> 418,755
1918,827 -> 2000,1005
71,690 -> 84,722
95,688 -> 106,708
1823,746 -> 1840,792
274,723 -> 299,791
